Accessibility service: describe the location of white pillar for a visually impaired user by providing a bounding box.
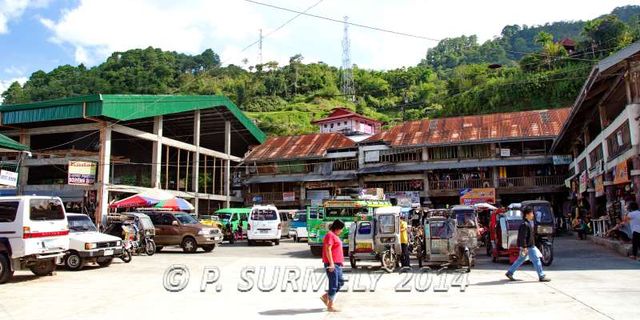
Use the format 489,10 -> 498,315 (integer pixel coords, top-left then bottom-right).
18,132 -> 30,194
96,123 -> 112,228
192,111 -> 201,214
225,120 -> 231,208
151,116 -> 163,188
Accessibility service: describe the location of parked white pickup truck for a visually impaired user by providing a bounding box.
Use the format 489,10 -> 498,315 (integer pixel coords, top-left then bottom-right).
63,213 -> 122,271
0,196 -> 69,284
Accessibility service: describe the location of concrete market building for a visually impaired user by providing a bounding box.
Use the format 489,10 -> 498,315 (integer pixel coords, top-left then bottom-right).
243,107 -> 571,210
0,94 -> 265,226
552,41 -> 640,224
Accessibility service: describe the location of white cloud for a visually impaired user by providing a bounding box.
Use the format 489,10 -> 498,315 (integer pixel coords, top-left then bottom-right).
0,76 -> 27,103
38,0 -> 637,69
0,0 -> 49,34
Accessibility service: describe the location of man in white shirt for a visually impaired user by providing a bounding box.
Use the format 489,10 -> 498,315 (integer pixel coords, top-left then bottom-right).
624,201 -> 640,260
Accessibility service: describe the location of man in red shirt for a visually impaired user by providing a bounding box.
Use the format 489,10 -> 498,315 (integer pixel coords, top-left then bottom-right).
320,219 -> 345,312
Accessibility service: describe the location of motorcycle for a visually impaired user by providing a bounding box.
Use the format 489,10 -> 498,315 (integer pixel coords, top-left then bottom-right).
118,240 -> 133,263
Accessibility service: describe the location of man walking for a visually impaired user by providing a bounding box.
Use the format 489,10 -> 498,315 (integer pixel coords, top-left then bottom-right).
505,207 -> 551,282
624,201 -> 640,260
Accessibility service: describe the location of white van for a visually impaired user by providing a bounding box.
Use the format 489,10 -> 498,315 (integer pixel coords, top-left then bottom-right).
0,196 -> 69,284
247,205 -> 281,246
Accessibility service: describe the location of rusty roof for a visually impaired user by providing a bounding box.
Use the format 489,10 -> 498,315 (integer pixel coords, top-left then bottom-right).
244,133 -> 355,162
365,108 -> 571,147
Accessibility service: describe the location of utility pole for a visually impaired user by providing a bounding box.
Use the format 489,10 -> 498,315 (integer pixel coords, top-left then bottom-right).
341,16 -> 355,102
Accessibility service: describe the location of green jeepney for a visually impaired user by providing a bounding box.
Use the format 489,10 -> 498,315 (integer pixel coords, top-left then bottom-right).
307,199 -> 392,256
212,208 -> 250,244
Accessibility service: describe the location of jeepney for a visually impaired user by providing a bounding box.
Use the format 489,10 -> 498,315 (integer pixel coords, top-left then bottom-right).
307,198 -> 392,256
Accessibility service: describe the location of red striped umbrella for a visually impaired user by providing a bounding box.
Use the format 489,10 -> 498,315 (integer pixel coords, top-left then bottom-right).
153,198 -> 194,211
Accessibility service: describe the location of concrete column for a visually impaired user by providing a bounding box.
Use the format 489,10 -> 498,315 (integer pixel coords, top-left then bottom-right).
192,111 -> 201,214
422,171 -> 430,201
18,132 -> 30,194
151,116 -> 163,188
299,182 -> 306,208
492,167 -> 499,188
633,156 -> 640,205
96,123 -> 112,228
224,120 -> 231,208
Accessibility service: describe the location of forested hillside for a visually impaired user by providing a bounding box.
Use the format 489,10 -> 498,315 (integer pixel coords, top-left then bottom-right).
2,5 -> 640,136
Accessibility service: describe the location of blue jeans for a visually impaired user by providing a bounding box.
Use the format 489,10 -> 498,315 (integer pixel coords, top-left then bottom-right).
507,246 -> 545,278
324,263 -> 344,301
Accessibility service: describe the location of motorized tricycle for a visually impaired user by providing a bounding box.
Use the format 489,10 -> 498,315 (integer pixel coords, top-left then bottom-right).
488,205 -> 521,263
521,200 -> 554,266
348,206 -> 402,273
451,205 -> 479,268
105,212 -> 157,256
416,209 -> 470,271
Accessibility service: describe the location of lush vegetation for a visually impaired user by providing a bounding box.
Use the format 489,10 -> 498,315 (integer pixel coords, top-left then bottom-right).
2,6 -> 640,136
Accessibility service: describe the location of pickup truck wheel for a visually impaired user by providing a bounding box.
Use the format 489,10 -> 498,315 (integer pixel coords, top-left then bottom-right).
0,254 -> 13,284
202,245 -> 215,252
155,246 -> 163,253
30,259 -> 57,276
274,239 -> 280,245
65,253 -> 84,271
181,237 -> 198,253
293,235 -> 298,243
96,257 -> 113,267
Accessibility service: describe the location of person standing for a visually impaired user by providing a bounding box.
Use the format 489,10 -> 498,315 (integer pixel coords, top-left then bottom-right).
505,207 -> 551,282
624,201 -> 640,260
400,216 -> 410,268
320,219 -> 345,312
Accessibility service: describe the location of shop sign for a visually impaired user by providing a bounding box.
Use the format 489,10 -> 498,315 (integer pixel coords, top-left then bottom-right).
459,188 -> 495,205
359,188 -> 385,200
282,192 -> 296,202
500,148 -> 511,157
613,161 -> 630,185
0,170 -> 18,187
252,195 -> 263,203
579,171 -> 588,193
594,175 -> 604,197
68,161 -> 97,185
552,155 -> 573,165
385,191 -> 421,205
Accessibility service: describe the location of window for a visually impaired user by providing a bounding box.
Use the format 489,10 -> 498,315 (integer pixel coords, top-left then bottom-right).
606,121 -> 631,159
251,209 -> 277,220
175,213 -> 198,224
30,198 -> 64,221
330,123 -> 334,128
0,201 -> 19,223
68,215 -> 97,232
589,145 -> 604,168
159,214 -> 176,225
344,121 -> 347,125
379,148 -> 422,163
324,124 -> 327,128
428,146 -> 458,160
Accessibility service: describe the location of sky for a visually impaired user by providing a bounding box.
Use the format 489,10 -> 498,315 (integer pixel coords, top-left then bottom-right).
0,0 -> 637,95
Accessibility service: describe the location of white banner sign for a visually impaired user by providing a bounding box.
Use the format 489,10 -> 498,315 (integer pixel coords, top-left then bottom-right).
0,170 -> 18,187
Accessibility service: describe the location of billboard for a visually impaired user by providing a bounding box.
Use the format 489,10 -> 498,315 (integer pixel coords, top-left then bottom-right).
459,188 -> 495,205
68,161 -> 97,185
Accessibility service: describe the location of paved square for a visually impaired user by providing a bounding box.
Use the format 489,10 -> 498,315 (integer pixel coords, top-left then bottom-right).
1,236 -> 638,320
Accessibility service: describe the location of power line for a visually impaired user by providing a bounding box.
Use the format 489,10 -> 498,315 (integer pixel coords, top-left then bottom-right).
245,0 -> 440,41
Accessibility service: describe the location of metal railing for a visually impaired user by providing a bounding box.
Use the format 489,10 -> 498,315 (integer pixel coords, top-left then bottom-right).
244,191 -> 301,204
497,176 -> 565,188
429,178 -> 493,190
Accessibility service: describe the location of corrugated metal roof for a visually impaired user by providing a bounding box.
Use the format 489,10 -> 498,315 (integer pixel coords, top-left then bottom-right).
245,133 -> 355,162
0,133 -> 28,151
0,94 -> 266,143
365,108 -> 571,147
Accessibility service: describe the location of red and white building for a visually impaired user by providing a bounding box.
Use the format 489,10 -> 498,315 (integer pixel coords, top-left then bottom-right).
312,108 -> 382,141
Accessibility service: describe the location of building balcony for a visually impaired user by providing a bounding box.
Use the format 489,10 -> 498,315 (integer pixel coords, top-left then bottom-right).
497,175 -> 565,188
429,178 -> 493,190
244,191 -> 304,206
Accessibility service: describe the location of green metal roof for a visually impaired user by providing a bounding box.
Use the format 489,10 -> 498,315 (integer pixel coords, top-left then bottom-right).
0,133 -> 28,151
0,94 -> 266,143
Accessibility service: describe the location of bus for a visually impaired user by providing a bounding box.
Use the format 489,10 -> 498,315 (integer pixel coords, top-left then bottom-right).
307,199 -> 392,256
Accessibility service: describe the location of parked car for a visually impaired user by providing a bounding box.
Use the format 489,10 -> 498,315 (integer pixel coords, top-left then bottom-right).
0,196 -> 69,284
290,210 -> 308,242
62,213 -> 122,271
146,211 -> 222,253
247,205 -> 281,246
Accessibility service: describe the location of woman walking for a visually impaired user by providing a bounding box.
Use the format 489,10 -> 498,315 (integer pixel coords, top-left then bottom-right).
320,219 -> 345,312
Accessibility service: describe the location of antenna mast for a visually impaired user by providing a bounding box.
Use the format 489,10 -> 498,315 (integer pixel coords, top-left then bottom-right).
341,16 -> 355,101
